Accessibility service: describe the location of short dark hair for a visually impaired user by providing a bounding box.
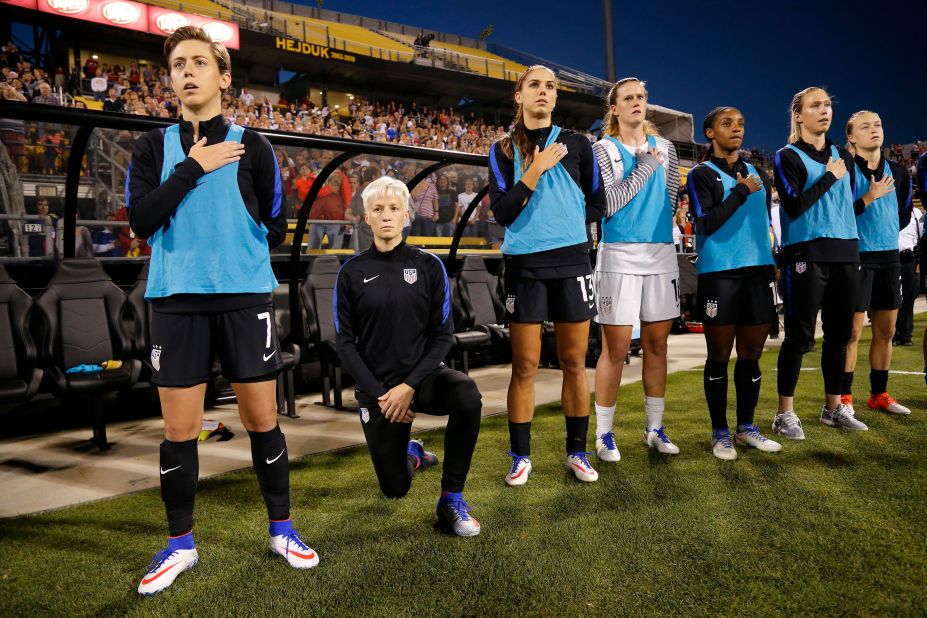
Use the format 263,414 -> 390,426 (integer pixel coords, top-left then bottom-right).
163,26 -> 231,93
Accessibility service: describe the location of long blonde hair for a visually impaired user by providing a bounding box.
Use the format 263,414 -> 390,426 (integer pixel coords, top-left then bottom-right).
500,65 -> 557,170
603,77 -> 659,139
845,110 -> 877,155
788,86 -> 830,144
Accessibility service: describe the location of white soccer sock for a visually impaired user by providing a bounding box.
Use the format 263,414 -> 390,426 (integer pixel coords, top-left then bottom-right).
594,403 -> 616,438
644,396 -> 665,431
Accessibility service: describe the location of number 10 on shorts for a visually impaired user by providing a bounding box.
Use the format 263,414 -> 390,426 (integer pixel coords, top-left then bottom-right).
576,275 -> 594,303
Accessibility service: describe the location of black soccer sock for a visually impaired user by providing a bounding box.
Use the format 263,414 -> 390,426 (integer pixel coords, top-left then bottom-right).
841,372 -> 854,396
704,359 -> 729,430
776,341 -> 804,398
160,438 -> 199,537
564,415 -> 589,454
249,425 -> 290,522
870,369 -> 889,394
508,421 -> 531,457
734,358 -> 761,428
821,341 -> 846,395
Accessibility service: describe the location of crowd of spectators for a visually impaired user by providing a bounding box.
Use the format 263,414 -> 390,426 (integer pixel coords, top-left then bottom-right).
278,145 -> 497,250
1,41 -> 508,156
3,41 -> 924,256
885,142 -> 925,181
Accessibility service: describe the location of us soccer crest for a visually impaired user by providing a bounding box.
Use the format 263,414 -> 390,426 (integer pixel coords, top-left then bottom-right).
505,294 -> 515,314
404,268 -> 417,284
706,300 -> 718,319
601,296 -> 612,314
151,345 -> 162,371
795,262 -> 806,274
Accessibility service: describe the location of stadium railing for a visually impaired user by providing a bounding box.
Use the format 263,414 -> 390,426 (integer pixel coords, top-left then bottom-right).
0,100 -> 493,330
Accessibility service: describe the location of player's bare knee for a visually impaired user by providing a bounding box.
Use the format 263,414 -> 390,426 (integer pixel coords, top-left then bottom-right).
511,358 -> 539,382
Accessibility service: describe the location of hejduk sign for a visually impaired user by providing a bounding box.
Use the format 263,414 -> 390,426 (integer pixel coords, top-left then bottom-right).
2,0 -> 241,49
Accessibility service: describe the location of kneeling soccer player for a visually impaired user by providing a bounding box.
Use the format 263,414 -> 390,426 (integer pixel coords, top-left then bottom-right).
128,27 -> 317,595
335,176 -> 483,537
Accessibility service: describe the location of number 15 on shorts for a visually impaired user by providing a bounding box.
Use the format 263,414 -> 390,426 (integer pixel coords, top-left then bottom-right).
576,274 -> 594,306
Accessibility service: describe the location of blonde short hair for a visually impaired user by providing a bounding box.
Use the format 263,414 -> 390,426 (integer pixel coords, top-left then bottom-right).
361,176 -> 411,213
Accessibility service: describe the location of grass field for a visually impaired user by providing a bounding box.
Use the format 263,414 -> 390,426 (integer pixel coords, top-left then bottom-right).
1,318 -> 926,617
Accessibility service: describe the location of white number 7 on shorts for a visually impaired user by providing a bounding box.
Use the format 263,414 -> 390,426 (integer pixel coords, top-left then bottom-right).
257,311 -> 272,348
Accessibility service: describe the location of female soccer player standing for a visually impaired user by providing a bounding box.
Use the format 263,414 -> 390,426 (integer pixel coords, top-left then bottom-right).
128,27 -> 317,595
772,87 -> 864,439
687,107 -> 782,460
842,111 -> 912,416
488,65 -> 605,485
592,77 -> 682,460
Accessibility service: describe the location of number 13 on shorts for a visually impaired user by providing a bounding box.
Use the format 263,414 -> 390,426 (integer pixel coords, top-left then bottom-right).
576,274 -> 594,303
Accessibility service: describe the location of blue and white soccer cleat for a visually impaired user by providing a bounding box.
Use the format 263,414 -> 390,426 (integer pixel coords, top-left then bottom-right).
734,424 -> 783,452
138,533 -> 198,595
436,493 -> 481,537
504,452 -> 532,486
595,431 -> 621,462
711,429 -> 737,461
408,439 -> 439,471
565,452 -> 599,482
269,520 -> 320,569
643,426 -> 680,455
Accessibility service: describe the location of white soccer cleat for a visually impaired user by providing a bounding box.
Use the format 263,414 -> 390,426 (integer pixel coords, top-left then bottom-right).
565,452 -> 599,482
595,431 -> 621,462
711,430 -> 738,461
138,547 -> 198,595
643,426 -> 680,455
436,495 -> 481,537
269,528 -> 320,569
505,453 -> 532,486
734,424 -> 783,452
867,393 -> 911,416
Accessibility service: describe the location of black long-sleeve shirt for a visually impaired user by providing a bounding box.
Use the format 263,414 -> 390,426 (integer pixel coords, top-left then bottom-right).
335,242 -> 453,405
852,154 -> 912,265
773,137 -> 859,263
488,127 -> 605,276
126,114 -> 286,249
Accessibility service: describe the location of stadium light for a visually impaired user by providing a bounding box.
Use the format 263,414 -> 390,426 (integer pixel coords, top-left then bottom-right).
603,0 -> 615,82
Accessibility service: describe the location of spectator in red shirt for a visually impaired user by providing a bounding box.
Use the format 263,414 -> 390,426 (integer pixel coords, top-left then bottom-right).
294,164 -> 316,209
114,206 -> 150,256
308,174 -> 345,249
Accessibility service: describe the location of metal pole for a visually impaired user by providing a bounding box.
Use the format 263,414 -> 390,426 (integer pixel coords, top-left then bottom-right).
603,0 -> 616,82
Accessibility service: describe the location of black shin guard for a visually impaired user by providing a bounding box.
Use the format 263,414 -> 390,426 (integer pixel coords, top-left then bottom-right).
564,416 -> 589,454
249,425 -> 290,521
508,421 -> 531,457
777,341 -> 804,398
870,369 -> 888,394
841,371 -> 854,396
734,358 -> 761,428
704,359 -> 729,430
160,438 -> 199,536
